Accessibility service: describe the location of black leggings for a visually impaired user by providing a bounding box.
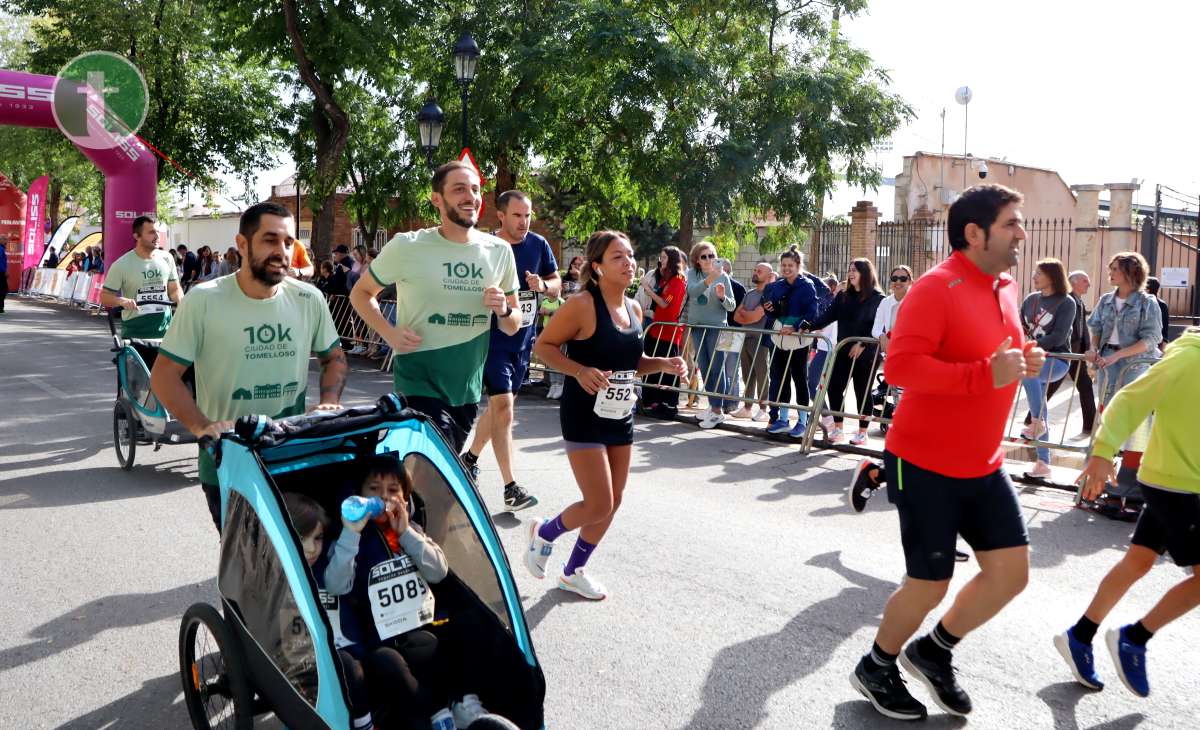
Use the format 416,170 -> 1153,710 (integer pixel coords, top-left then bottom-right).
641,337 -> 679,409
338,650 -> 372,723
768,346 -> 809,420
824,346 -> 877,429
364,631 -> 442,729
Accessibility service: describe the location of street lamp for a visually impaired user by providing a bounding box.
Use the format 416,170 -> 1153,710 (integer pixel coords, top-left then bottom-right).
452,32 -> 480,148
954,85 -> 972,190
417,99 -> 445,169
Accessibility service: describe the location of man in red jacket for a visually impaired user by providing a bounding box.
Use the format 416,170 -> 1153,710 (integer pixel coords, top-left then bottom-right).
848,185 -> 1045,721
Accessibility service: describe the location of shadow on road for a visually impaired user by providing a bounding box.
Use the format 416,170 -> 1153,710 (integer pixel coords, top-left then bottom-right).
0,582 -> 213,673
1035,681 -> 1145,730
829,699 -> 968,729
57,671 -> 189,730
0,462 -> 196,510
521,587 -> 593,632
683,551 -> 897,730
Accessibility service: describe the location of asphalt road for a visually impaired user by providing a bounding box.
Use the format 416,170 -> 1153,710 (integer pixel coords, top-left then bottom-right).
1,298 -> 1195,729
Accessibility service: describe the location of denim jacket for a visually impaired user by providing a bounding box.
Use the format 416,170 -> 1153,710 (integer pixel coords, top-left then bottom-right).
1087,289 -> 1162,356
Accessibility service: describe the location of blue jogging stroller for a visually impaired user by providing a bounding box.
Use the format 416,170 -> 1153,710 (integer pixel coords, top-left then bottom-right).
178,394 -> 545,729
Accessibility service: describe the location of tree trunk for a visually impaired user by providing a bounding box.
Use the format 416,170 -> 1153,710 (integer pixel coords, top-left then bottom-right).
48,178 -> 61,232
495,147 -> 517,196
283,0 -> 350,261
677,195 -> 695,250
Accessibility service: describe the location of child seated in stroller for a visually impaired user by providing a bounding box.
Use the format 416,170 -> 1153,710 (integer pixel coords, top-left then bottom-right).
286,454 -> 494,730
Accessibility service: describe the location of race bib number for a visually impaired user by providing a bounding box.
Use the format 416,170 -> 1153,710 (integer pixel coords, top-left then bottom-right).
136,288 -> 170,315
593,370 -> 637,420
716,330 -> 745,353
318,590 -> 354,649
367,556 -> 435,640
519,291 -> 538,328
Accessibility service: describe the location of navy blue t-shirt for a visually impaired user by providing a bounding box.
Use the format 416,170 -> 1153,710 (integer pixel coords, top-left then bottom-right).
490,232 -> 559,352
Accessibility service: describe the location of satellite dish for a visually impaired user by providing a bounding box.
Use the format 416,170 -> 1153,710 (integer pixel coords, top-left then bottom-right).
955,86 -> 973,105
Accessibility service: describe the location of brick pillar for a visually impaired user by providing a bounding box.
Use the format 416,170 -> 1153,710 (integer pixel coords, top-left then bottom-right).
1105,182 -> 1140,259
908,205 -> 936,276
850,200 -> 880,267
1070,185 -> 1104,309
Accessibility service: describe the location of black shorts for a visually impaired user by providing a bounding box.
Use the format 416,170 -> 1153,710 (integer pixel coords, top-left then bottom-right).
403,395 -> 478,454
1131,483 -> 1200,567
483,348 -> 531,396
884,451 -> 1029,581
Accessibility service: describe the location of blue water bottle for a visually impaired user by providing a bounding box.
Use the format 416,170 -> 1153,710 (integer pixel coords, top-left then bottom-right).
341,496 -> 385,522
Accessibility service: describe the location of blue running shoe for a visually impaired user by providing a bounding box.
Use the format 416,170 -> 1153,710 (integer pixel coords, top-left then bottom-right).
789,416 -> 809,438
1106,626 -> 1150,697
766,419 -> 792,434
1053,628 -> 1104,690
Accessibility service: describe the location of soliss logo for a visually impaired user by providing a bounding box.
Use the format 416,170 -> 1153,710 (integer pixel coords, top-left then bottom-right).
0,84 -> 53,102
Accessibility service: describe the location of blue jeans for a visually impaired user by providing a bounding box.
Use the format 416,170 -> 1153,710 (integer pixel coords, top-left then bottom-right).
808,348 -> 828,402
1021,356 -> 1070,462
693,327 -> 731,411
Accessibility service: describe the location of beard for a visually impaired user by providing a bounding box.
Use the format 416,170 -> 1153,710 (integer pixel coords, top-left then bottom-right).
248,243 -> 287,285
446,204 -> 478,229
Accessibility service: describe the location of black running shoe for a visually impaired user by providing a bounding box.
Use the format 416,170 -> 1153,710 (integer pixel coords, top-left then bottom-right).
849,656 -> 928,721
504,483 -> 538,512
461,454 -> 479,481
848,459 -> 881,514
900,642 -> 972,716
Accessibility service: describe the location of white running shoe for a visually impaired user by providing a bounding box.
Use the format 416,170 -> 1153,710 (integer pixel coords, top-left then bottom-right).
731,406 -> 754,419
751,407 -> 769,423
451,693 -> 487,729
525,519 -> 553,579
348,345 -> 367,356
1021,417 -> 1045,441
558,568 -> 608,600
827,426 -> 844,443
431,707 -> 455,730
1025,461 -> 1053,479
849,430 -> 869,446
699,412 -> 725,429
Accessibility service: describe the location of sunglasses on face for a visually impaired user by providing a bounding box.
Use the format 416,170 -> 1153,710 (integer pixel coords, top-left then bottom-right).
890,275 -> 910,283
698,253 -> 716,260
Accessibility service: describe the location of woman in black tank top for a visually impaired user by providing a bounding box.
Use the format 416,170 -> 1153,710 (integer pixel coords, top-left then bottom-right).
528,231 -> 686,600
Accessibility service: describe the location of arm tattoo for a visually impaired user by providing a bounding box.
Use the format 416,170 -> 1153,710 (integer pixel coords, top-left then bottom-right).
319,349 -> 348,400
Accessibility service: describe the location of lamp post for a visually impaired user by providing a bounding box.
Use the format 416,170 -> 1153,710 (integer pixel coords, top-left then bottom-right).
954,85 -> 972,190
452,33 -> 480,149
417,100 -> 445,170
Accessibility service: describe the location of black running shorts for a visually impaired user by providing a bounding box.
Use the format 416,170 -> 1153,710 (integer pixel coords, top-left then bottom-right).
884,450 -> 1030,581
1131,483 -> 1200,567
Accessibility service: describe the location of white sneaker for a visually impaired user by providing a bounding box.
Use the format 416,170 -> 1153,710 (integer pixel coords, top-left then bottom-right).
751,407 -> 769,423
548,383 -> 563,399
1026,461 -> 1053,479
524,519 -> 553,579
827,426 -> 844,443
558,568 -> 607,600
820,414 -> 835,431
451,693 -> 487,729
699,412 -> 725,429
731,406 -> 754,419
348,345 -> 367,355
849,430 -> 868,446
431,707 -> 455,730
1021,417 -> 1044,441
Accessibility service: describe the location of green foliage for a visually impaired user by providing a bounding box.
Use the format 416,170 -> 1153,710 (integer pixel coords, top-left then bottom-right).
760,222 -> 810,255
3,0 -> 285,189
626,215 -> 677,264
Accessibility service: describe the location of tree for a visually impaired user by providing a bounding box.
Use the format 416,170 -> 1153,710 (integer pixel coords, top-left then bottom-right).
3,0 -> 285,191
214,0 -> 431,258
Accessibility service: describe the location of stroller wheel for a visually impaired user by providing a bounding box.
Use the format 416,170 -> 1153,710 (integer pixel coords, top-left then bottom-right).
113,401 -> 137,471
179,603 -> 254,730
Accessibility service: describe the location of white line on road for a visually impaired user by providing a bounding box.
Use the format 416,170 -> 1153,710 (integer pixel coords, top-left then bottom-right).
19,375 -> 72,399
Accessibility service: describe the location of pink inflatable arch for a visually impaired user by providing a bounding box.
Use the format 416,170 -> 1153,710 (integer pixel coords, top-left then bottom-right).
0,69 -> 157,269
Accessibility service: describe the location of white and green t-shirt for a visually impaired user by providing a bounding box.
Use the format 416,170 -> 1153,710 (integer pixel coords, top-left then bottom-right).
102,248 -> 179,338
369,227 -> 519,406
159,274 -> 340,482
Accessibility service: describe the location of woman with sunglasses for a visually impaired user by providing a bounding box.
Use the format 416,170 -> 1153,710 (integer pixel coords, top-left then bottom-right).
685,241 -> 738,429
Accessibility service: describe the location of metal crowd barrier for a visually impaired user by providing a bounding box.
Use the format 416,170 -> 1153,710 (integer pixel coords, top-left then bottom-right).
325,293 -> 396,372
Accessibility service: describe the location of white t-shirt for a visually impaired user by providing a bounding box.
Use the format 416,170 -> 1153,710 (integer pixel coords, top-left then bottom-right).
1107,296 -> 1127,346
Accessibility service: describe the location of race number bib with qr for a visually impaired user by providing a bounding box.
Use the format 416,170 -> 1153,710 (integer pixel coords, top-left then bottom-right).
593,370 -> 637,419
136,286 -> 170,314
367,556 -> 435,640
318,590 -> 354,649
519,291 -> 538,328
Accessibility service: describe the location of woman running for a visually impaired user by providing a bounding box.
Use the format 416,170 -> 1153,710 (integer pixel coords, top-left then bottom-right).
527,230 -> 687,599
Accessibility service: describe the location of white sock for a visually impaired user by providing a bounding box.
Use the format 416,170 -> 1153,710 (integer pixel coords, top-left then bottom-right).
352,713 -> 372,729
